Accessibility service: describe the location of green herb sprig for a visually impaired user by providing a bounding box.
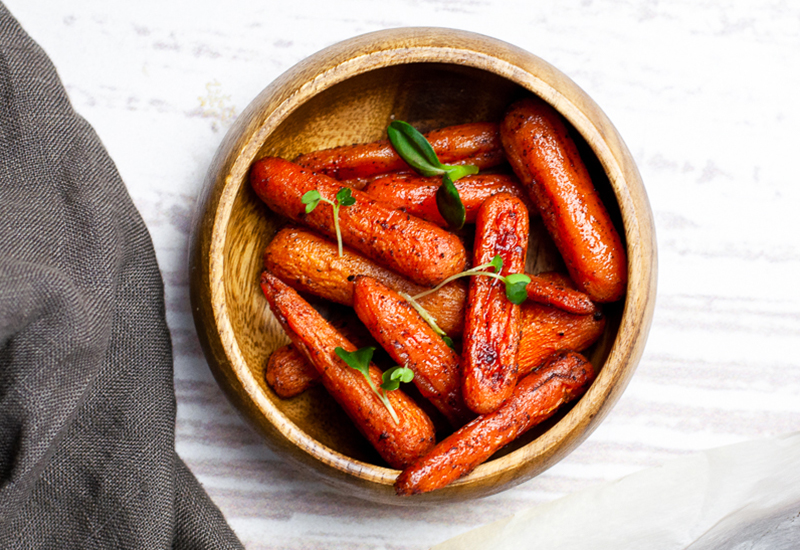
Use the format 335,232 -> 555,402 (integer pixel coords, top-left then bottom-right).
301,187 -> 355,257
398,291 -> 455,349
414,255 -> 532,305
334,346 -> 415,425
397,256 -> 530,349
387,120 -> 477,230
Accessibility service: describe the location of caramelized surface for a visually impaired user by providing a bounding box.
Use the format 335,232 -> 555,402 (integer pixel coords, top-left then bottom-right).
263,226 -> 467,335
294,122 -> 505,181
251,157 -> 468,287
462,194 -> 529,414
353,276 -> 474,428
501,98 -> 627,302
260,272 -> 435,469
396,351 -> 595,495
364,173 -> 528,227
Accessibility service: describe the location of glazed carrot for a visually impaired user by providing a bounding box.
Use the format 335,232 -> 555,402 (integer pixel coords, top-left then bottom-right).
264,300 -> 605,400
251,157 -> 467,287
266,345 -> 320,399
462,193 -> 529,414
501,97 -> 627,302
265,313 -> 378,398
260,271 -> 435,469
294,122 -> 505,181
518,302 -> 605,376
263,226 -> 467,335
363,173 -> 529,227
352,276 -> 474,428
525,271 -> 597,315
395,350 -> 595,495
340,171 -> 415,191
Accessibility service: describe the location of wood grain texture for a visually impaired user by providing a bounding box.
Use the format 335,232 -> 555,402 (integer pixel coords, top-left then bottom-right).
11,1 -> 799,548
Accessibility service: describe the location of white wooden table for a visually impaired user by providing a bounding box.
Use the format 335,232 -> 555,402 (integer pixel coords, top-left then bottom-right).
7,1 -> 799,547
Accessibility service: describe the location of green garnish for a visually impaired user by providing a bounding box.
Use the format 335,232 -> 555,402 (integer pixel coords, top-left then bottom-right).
398,291 -> 456,349
503,273 -> 532,304
381,365 -> 415,391
397,256 -> 529,348
436,174 -> 466,232
301,187 -> 355,257
334,346 -> 414,425
414,255 -> 532,306
387,120 -> 477,230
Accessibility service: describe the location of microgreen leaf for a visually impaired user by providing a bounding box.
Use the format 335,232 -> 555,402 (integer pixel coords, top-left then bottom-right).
381,366 -> 415,392
435,174 -> 466,230
335,346 -> 402,425
412,254 -> 530,306
392,366 -> 415,384
335,346 -> 374,377
304,187 -> 355,257
301,189 -> 321,213
442,335 -> 455,349
504,273 -> 532,305
387,120 -> 478,229
387,121 -> 444,177
445,164 -> 480,181
336,187 -> 355,206
504,273 -> 531,285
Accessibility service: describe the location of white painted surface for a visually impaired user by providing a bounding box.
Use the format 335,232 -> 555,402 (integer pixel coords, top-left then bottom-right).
5,1 -> 799,548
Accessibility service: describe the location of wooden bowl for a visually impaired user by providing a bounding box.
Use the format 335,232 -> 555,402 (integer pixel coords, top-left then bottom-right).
189,27 -> 656,504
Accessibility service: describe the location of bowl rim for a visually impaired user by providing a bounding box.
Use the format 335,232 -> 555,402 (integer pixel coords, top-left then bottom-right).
190,26 -> 657,500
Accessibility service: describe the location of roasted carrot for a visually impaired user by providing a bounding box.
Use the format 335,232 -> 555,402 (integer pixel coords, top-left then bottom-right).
462,193 -> 529,415
518,302 -> 606,376
263,226 -> 467,335
265,345 -> 320,399
395,350 -> 595,495
265,313 -> 378,399
294,122 -> 505,181
362,173 -> 528,227
339,171 -> 414,191
260,271 -> 435,469
501,97 -> 627,302
352,276 -> 474,428
525,271 -> 597,315
264,273 -> 604,400
251,157 -> 467,287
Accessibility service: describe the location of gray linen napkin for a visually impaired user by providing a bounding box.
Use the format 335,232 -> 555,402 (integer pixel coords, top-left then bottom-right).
0,3 -> 243,548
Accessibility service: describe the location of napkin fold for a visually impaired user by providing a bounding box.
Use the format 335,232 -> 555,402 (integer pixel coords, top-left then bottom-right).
432,432 -> 800,550
0,3 -> 242,548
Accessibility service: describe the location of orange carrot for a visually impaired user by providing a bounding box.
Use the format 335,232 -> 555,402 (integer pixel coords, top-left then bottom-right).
265,314 -> 378,399
462,193 -> 529,414
353,276 -> 474,428
395,351 -> 595,495
265,345 -> 320,399
518,302 -> 606,376
294,122 -> 505,181
525,272 -> 597,315
363,173 -> 528,227
260,271 -> 435,469
501,98 -> 627,302
251,157 -> 467,287
263,226 -> 467,335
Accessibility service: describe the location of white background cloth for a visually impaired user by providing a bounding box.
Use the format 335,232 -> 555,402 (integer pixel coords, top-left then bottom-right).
6,1 -> 799,548
433,433 -> 800,549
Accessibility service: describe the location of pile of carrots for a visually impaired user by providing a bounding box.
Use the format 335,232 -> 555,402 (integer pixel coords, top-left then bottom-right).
250,97 -> 627,495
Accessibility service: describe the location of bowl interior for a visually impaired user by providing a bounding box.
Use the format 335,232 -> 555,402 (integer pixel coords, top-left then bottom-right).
222,62 -> 625,468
